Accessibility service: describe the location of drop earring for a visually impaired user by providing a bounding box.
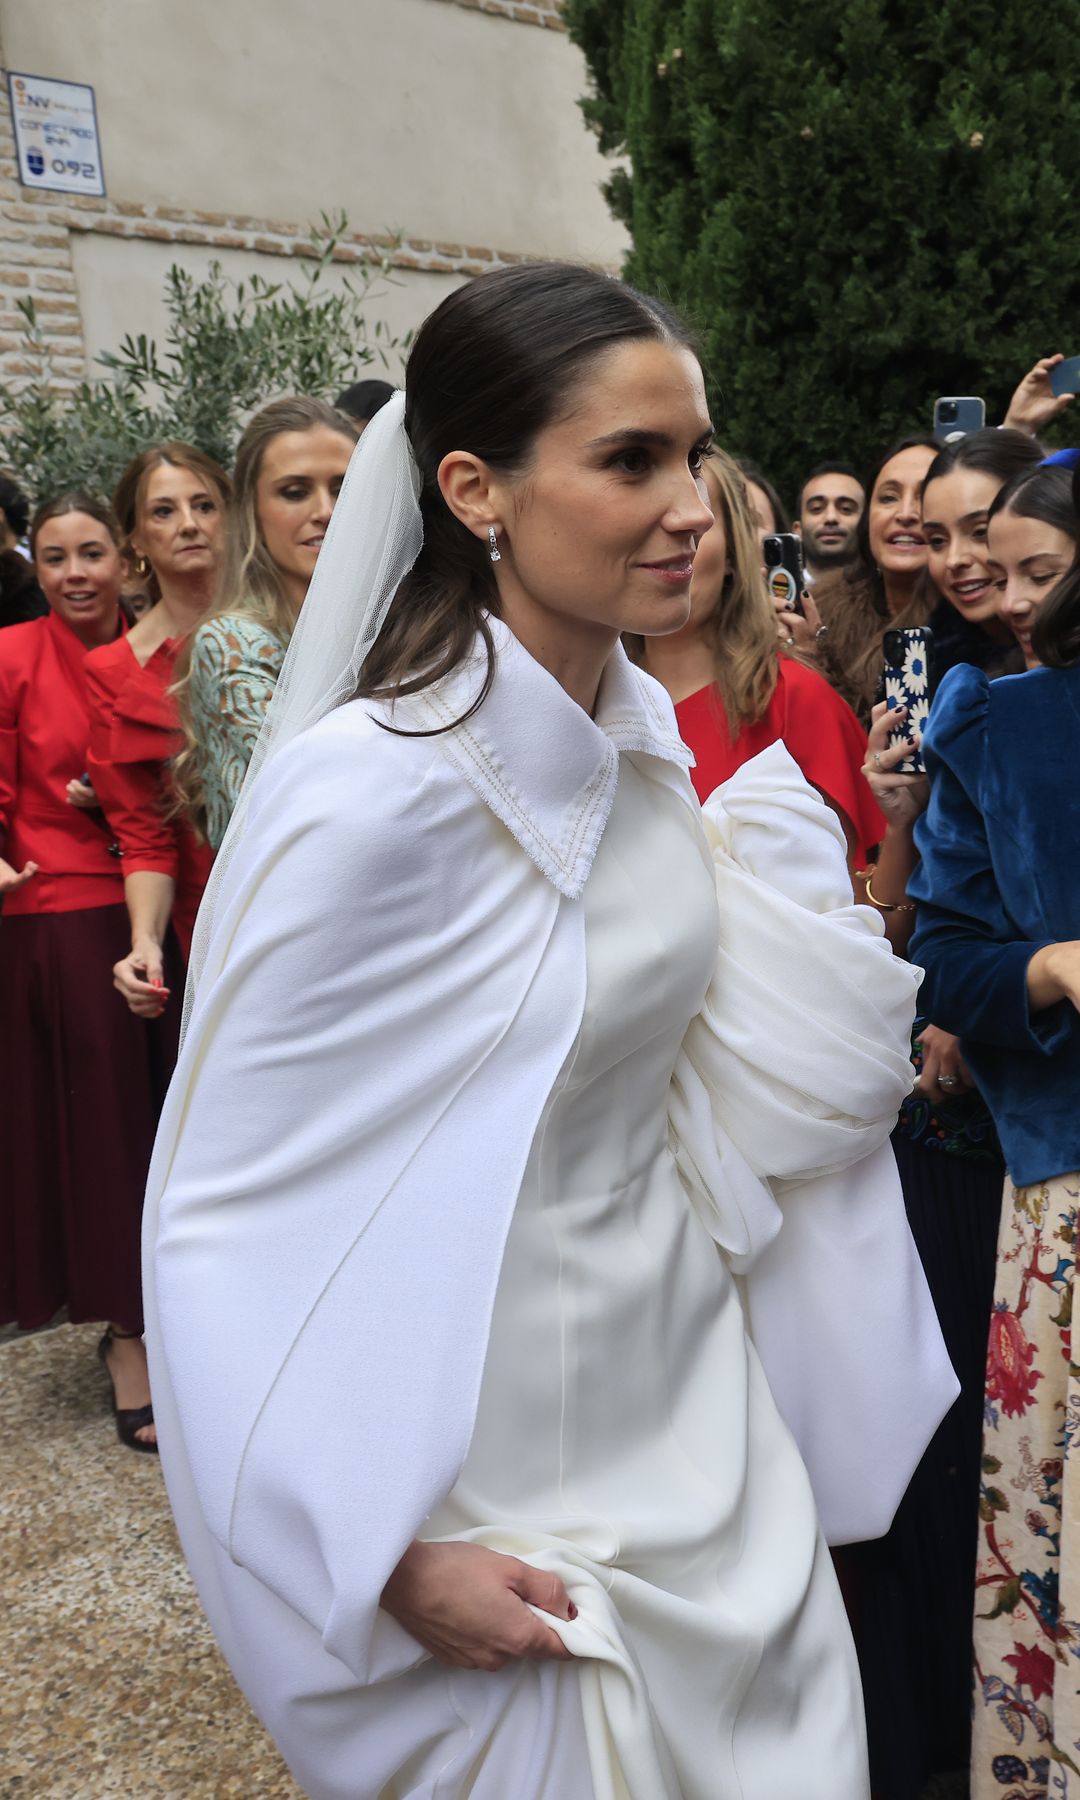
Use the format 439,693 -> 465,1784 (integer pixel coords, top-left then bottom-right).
488,526 -> 502,564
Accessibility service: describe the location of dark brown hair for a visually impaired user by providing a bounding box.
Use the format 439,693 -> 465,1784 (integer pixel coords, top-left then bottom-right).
30,490 -> 122,558
1031,460 -> 1080,669
0,472 -> 31,541
988,461 -> 1076,538
922,426 -> 1045,518
357,260 -> 698,723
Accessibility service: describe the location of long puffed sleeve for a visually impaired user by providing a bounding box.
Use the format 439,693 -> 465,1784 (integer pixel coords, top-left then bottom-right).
188,614 -> 285,849
84,647 -> 181,880
669,741 -> 957,1544
910,663 -> 1071,1055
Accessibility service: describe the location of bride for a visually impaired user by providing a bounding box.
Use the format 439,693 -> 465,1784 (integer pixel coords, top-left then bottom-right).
144,261 -> 955,1800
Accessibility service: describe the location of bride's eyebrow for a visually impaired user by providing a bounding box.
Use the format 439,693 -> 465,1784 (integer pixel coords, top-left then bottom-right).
586,425 -> 715,451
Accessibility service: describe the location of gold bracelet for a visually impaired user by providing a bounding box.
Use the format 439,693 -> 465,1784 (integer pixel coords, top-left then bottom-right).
862,869 -> 916,914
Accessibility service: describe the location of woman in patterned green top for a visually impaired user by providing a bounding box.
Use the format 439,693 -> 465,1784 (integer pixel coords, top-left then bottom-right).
172,397 -> 358,848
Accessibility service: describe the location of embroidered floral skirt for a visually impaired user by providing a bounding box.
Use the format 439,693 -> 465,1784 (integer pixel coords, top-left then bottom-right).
973,1169 -> 1080,1798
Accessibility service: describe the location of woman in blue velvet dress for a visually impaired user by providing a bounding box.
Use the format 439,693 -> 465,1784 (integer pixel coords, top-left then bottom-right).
910,461 -> 1080,1799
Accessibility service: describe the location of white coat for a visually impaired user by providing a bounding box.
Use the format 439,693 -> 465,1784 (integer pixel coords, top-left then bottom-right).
143,620 -> 956,1796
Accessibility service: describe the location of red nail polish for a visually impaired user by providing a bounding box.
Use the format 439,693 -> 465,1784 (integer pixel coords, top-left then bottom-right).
568,1602 -> 577,1620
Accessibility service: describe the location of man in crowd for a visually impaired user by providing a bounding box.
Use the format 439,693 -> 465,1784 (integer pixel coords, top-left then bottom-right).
796,462 -> 865,579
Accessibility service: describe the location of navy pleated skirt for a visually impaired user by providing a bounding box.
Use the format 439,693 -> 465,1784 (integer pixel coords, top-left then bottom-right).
0,904 -> 180,1330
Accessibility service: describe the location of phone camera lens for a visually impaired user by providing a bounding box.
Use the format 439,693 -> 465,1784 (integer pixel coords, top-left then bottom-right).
938,401 -> 958,423
762,536 -> 781,567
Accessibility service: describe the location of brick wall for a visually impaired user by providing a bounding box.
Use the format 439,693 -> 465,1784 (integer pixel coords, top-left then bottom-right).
0,0 -> 583,395
60,197 -> 530,281
0,84 -> 87,388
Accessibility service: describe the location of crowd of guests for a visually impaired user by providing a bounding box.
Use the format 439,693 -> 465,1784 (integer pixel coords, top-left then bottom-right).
1,332 -> 1079,1798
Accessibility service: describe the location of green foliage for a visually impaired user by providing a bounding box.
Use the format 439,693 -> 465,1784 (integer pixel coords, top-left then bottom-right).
0,212 -> 406,502
565,0 -> 1080,501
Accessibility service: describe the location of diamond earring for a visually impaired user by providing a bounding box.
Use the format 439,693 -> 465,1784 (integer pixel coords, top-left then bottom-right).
488,526 -> 501,564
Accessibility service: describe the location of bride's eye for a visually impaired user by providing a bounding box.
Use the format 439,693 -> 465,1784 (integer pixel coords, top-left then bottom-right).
610,448 -> 651,476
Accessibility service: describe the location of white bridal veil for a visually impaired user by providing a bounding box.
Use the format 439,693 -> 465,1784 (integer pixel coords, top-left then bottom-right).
183,391 -> 424,1027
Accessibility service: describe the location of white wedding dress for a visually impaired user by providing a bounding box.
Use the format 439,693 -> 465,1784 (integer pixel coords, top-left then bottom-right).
370,757 -> 869,1799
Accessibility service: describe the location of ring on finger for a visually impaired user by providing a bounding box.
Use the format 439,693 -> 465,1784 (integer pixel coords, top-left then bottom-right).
872,752 -> 883,770
937,1074 -> 961,1089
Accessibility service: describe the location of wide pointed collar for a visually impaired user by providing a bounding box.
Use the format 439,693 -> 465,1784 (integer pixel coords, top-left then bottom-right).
391,617 -> 693,898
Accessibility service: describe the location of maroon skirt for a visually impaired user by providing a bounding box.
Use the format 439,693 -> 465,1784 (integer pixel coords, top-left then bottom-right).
0,904 -> 181,1330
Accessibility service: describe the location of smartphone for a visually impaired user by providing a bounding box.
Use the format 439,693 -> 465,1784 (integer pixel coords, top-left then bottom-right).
883,627 -> 936,774
933,396 -> 986,444
1050,355 -> 1080,398
762,533 -> 805,616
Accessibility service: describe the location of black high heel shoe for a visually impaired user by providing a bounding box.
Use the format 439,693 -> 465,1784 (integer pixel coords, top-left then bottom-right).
98,1328 -> 158,1455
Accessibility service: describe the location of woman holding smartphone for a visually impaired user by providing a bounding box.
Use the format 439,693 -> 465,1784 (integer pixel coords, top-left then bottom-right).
849,441 -> 1065,1799
910,459 -> 1080,1799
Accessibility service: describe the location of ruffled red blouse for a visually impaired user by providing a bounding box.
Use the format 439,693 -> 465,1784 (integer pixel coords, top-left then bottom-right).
0,611 -> 127,915
675,656 -> 887,866
84,635 -> 212,960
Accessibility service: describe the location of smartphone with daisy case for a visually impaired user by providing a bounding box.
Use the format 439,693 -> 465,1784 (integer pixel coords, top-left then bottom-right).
883,627 -> 937,775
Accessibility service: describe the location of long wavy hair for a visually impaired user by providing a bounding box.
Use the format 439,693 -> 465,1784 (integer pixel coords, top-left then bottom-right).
171,397 -> 359,839
355,261 -> 698,726
696,451 -> 786,732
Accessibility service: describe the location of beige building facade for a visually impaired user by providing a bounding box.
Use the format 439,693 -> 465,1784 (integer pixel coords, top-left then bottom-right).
0,0 -> 626,394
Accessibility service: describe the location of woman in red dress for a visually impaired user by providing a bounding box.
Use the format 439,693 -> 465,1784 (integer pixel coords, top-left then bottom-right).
85,444 -> 230,1020
639,448 -> 885,867
0,495 -> 178,1450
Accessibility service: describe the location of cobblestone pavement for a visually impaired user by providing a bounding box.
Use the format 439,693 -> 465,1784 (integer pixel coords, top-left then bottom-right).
0,1322 -> 300,1799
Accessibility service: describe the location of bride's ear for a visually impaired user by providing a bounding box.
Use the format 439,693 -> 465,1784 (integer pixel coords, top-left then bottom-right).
437,451 -> 503,546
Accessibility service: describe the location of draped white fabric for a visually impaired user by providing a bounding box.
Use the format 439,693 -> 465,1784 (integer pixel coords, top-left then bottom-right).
670,743 -> 959,1543
145,627 -> 954,1797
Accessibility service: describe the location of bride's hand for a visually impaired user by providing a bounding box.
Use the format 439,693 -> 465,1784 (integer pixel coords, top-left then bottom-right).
381,1540 -> 576,1671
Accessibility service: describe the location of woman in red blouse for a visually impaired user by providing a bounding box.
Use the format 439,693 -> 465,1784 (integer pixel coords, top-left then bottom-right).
640,448 -> 885,868
0,495 -> 178,1450
85,444 -> 230,1019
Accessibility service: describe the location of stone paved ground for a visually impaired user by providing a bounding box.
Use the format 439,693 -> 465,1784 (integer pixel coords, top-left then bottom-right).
0,1322 -> 300,1799
1,1321 -> 972,1800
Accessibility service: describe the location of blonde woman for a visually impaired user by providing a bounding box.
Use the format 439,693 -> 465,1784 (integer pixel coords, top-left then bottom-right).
173,397 -> 358,848
640,448 -> 886,868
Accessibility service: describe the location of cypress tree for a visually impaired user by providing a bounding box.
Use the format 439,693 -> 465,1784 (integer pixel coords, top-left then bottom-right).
565,0 -> 1080,502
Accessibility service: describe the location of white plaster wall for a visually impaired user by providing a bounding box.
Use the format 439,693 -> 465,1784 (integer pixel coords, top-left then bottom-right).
1,0 -> 625,264
70,233 -> 462,383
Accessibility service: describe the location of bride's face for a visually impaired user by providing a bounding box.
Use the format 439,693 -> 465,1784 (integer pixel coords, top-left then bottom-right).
474,339 -> 715,655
